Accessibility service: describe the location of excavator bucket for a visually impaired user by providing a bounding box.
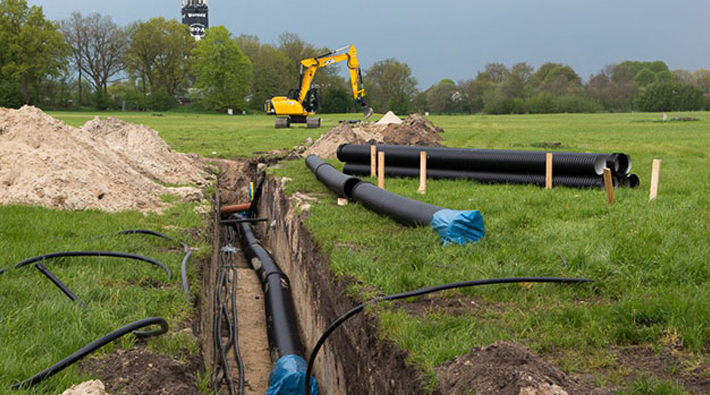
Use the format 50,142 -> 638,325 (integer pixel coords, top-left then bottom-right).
362,103 -> 374,120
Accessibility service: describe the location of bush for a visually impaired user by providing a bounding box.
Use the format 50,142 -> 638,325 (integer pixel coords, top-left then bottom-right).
553,95 -> 602,113
0,81 -> 24,108
526,92 -> 555,113
387,93 -> 412,115
636,83 -> 705,112
146,89 -> 178,112
320,85 -> 356,113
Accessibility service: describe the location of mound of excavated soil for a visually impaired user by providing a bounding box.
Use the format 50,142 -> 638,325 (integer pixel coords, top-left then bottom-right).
304,113 -> 444,159
0,106 -> 210,212
436,342 -> 590,395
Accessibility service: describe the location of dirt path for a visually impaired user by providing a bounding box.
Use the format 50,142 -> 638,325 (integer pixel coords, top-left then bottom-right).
229,265 -> 271,394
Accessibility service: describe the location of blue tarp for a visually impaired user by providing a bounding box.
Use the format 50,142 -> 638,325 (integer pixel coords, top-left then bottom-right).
265,354 -> 320,395
431,209 -> 485,245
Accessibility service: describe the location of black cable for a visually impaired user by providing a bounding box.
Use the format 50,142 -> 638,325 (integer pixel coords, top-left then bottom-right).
304,277 -> 594,395
12,251 -> 173,279
34,263 -> 87,308
95,229 -> 193,302
11,317 -> 168,390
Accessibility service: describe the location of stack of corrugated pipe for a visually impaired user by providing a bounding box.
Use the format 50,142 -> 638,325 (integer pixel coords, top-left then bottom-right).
338,144 -> 640,188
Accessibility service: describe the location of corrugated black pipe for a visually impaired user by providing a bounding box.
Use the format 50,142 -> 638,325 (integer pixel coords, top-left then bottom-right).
305,155 -> 361,198
237,221 -> 304,359
306,155 -> 442,226
350,181 -> 443,226
337,144 -> 631,177
342,163 -> 617,189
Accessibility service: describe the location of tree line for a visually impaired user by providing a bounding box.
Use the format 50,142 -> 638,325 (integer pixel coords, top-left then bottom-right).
1,0 -> 709,114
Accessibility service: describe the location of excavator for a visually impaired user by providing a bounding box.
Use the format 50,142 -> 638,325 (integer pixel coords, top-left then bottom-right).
264,45 -> 374,129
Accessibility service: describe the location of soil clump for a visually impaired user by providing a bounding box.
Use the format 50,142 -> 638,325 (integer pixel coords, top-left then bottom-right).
304,113 -> 444,158
81,346 -> 204,395
436,341 -> 591,395
0,106 -> 210,212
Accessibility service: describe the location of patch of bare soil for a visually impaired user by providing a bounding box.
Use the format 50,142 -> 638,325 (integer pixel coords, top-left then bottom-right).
81,346 -> 204,395
304,113 -> 444,158
436,341 -> 593,395
396,294 -> 501,318
0,106 -> 210,212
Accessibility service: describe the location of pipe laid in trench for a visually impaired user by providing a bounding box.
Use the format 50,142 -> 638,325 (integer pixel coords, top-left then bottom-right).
305,155 -> 484,244
337,144 -> 632,177
342,163 -> 617,189
236,220 -> 320,394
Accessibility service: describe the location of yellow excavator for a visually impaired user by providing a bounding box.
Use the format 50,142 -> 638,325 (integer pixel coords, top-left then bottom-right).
264,45 -> 374,128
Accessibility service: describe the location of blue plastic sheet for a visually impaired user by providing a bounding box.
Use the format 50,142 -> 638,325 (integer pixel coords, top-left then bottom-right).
265,354 -> 320,395
430,209 -> 485,245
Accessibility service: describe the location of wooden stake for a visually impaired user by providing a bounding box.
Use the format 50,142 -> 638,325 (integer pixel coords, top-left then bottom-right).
370,145 -> 377,178
418,151 -> 427,194
378,152 -> 385,189
545,153 -> 553,190
602,167 -> 615,205
650,159 -> 661,201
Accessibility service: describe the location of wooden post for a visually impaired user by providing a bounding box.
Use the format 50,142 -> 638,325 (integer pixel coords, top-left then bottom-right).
545,153 -> 553,190
370,145 -> 377,178
650,159 -> 661,201
602,167 -> 615,205
378,152 -> 385,189
418,151 -> 427,194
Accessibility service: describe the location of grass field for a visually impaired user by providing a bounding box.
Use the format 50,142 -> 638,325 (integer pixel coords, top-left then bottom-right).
2,110 -> 709,393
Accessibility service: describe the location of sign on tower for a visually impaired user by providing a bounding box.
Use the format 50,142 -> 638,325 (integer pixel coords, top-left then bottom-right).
181,0 -> 209,40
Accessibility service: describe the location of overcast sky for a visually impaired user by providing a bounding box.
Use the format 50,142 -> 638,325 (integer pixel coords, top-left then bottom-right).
29,0 -> 710,88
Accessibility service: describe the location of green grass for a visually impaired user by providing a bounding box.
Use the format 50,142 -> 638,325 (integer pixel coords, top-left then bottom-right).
0,203 -> 209,394
5,110 -> 709,393
268,111 -> 710,391
49,111 -> 351,158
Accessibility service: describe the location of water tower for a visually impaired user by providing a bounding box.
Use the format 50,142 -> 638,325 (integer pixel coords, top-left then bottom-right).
181,0 -> 209,40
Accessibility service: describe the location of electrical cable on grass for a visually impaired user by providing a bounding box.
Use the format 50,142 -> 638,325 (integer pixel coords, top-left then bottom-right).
11,317 -> 168,390
13,251 -> 173,278
304,277 -> 594,395
94,229 -> 193,302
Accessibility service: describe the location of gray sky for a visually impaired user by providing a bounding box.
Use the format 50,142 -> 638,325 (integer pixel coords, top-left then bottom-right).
30,0 -> 710,88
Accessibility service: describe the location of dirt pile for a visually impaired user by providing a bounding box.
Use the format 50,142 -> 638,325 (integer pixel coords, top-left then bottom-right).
81,347 -> 203,395
0,106 -> 210,212
304,113 -> 444,158
436,341 -> 590,395
62,380 -> 111,395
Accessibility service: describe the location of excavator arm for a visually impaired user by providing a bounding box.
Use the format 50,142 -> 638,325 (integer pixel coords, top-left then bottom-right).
297,45 -> 373,118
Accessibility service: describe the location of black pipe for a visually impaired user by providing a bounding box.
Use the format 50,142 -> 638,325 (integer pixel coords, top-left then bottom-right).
34,263 -> 87,308
350,181 -> 442,226
237,221 -> 304,359
337,144 -> 632,177
343,163 -> 618,189
11,317 -> 168,390
305,155 -> 362,198
13,251 -> 173,279
304,277 -> 594,395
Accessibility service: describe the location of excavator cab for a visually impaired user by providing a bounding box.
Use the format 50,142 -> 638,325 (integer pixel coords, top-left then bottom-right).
303,88 -> 320,113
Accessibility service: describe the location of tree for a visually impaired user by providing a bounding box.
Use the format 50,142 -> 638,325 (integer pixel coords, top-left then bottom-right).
60,12 -> 126,95
0,0 -> 69,104
427,79 -> 462,113
635,82 -> 704,112
530,63 -> 582,95
192,26 -> 253,112
124,18 -> 194,98
633,68 -> 657,87
693,69 -> 710,94
320,85 -> 356,113
364,58 -> 418,113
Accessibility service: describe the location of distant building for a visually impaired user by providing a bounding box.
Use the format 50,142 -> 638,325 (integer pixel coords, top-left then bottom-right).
181,0 -> 208,40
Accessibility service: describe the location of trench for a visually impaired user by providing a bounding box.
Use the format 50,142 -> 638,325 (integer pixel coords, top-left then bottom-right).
199,158 -> 427,395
